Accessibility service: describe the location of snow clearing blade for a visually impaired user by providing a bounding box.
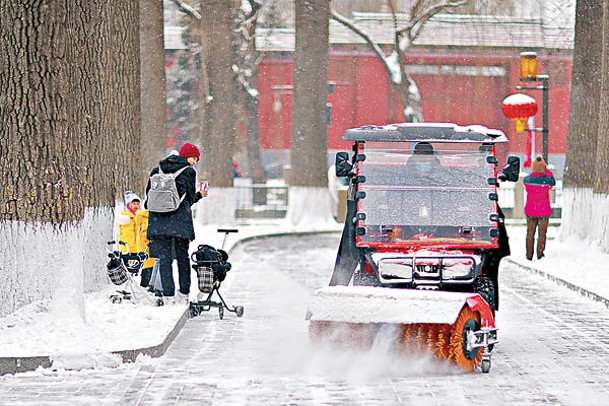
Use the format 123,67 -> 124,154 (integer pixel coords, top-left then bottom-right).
306,286 -> 497,373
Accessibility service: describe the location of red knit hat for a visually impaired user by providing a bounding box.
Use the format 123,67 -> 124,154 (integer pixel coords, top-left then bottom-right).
179,143 -> 200,160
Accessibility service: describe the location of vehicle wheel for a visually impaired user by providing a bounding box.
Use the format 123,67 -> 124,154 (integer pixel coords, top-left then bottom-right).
235,306 -> 244,317
474,276 -> 496,311
481,359 -> 491,373
448,306 -> 482,372
218,306 -> 224,320
155,298 -> 164,307
111,296 -> 122,304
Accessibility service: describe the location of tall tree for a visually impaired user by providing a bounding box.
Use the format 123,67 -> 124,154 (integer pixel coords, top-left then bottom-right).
236,0 -> 266,184
592,1 -> 609,194
140,0 -> 169,183
0,1 -> 141,315
331,0 -> 467,122
290,0 -> 330,188
563,0 -> 604,189
201,0 -> 238,187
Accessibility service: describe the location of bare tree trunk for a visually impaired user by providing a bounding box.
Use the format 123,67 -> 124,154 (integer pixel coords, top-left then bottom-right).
0,0 -> 141,220
200,0 -> 237,187
140,0 -> 168,183
290,0 -> 330,187
243,68 -> 265,183
593,1 -> 609,194
564,0 -> 604,189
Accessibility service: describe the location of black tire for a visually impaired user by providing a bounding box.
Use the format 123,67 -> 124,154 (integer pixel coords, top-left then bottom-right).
219,306 -> 224,320
474,276 -> 496,311
235,306 -> 244,317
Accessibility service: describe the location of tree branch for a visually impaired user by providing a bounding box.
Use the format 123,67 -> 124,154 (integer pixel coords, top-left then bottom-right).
330,9 -> 395,79
171,0 -> 201,20
397,0 -> 468,44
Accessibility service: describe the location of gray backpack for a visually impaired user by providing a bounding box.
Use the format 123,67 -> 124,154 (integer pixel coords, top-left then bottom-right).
146,166 -> 188,213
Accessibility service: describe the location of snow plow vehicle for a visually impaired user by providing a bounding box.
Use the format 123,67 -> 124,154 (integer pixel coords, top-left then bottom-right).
307,123 -> 520,373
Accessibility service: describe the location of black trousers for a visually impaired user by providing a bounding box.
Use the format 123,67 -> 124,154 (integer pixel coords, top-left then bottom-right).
154,236 -> 191,296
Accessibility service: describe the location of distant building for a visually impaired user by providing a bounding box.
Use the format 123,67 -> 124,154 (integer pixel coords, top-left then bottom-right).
164,2 -> 575,177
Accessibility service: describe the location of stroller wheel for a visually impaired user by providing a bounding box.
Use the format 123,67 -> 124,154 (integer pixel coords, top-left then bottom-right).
111,296 -> 122,304
235,306 -> 244,317
189,305 -> 200,317
218,306 -> 224,320
155,298 -> 164,307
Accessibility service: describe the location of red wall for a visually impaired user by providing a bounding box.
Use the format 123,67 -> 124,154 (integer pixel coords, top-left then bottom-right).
257,49 -> 572,156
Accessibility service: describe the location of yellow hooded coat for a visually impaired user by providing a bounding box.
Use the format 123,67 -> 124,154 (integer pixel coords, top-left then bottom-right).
135,209 -> 156,269
118,209 -> 138,254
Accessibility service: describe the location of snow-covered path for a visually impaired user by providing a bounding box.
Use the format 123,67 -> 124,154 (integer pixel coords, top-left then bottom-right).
2,234 -> 609,405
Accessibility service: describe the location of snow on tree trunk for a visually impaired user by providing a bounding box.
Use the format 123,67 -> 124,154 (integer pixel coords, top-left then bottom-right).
196,187 -> 237,227
559,188 -> 609,251
285,187 -> 335,229
0,208 -> 113,318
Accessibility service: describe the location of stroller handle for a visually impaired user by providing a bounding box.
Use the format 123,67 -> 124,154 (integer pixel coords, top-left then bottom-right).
217,228 -> 238,234
107,240 -> 130,255
217,229 -> 238,251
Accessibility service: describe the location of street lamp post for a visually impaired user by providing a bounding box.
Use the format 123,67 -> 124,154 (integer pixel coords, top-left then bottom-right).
515,52 -> 550,162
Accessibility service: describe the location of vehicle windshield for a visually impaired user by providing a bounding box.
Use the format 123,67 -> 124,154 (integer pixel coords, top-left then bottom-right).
358,144 -> 496,246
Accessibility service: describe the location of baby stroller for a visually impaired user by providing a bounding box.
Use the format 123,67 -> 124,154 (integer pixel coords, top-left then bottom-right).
189,229 -> 244,319
106,241 -> 158,305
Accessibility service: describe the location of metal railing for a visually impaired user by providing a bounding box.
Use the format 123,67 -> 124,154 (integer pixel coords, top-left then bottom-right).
234,183 -> 288,221
231,178 -> 563,222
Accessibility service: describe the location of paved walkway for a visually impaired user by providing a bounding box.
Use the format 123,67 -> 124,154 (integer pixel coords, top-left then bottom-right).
1,221 -> 608,377
3,233 -> 609,405
505,224 -> 609,308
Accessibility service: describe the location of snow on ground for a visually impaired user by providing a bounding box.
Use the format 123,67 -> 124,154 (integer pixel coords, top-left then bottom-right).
0,219 -> 341,367
0,217 -> 606,370
507,223 -> 609,301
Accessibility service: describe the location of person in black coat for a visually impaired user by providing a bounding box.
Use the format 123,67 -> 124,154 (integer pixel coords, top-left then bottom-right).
146,143 -> 206,301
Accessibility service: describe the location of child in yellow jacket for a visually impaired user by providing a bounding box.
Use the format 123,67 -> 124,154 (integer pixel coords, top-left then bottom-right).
117,191 -> 141,254
118,191 -> 156,287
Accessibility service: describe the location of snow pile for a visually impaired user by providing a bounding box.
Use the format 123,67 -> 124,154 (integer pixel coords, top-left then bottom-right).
307,286 -> 470,324
0,283 -> 186,359
285,187 -> 336,230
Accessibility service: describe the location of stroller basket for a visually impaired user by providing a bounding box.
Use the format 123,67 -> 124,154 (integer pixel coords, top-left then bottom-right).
106,242 -> 147,286
196,266 -> 214,293
108,265 -> 129,285
107,252 -> 129,285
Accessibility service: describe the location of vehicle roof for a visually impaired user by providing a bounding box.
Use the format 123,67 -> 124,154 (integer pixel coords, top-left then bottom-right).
343,123 -> 508,143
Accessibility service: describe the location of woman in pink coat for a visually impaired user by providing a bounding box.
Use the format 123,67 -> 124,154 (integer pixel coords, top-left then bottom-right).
523,157 -> 556,260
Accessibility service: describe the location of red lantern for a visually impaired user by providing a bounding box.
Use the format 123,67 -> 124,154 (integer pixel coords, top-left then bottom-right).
501,93 -> 538,133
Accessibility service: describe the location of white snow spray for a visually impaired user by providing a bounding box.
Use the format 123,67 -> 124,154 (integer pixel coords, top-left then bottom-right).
295,324 -> 459,382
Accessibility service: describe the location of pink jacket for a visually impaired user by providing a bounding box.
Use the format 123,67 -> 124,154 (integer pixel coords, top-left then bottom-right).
523,170 -> 556,217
